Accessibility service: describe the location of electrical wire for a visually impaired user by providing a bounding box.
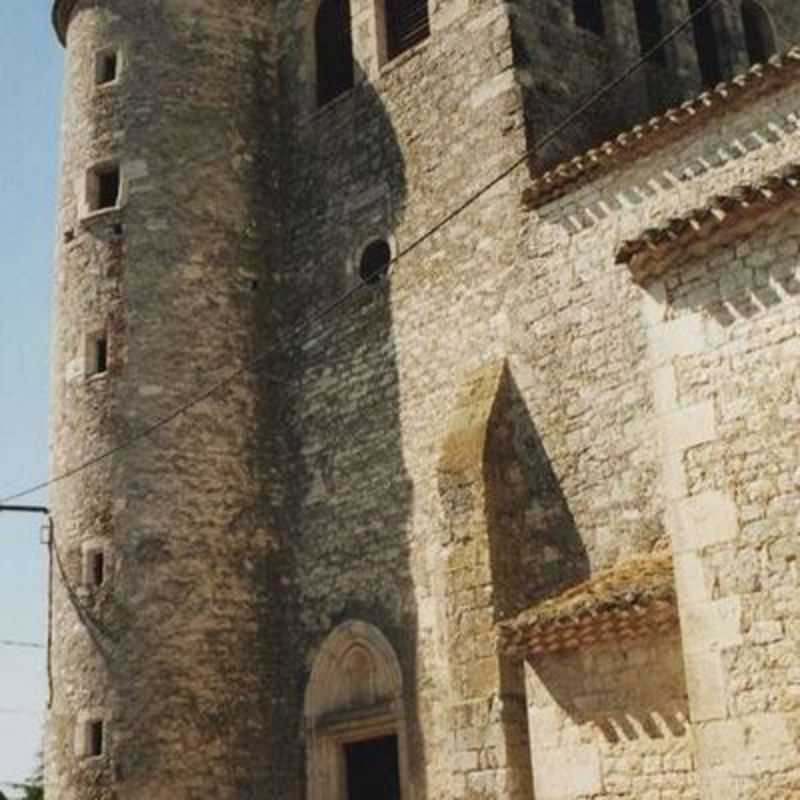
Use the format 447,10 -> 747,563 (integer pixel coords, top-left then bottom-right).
0,640 -> 44,650
0,0 -> 722,506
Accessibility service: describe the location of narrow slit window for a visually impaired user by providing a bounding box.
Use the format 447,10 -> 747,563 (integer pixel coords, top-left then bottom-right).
88,720 -> 104,757
741,1 -> 776,65
359,240 -> 391,285
690,0 -> 723,87
385,0 -> 430,61
92,551 -> 105,587
316,0 -> 354,107
96,50 -> 119,85
633,0 -> 666,65
87,332 -> 109,377
573,0 -> 605,36
95,335 -> 108,374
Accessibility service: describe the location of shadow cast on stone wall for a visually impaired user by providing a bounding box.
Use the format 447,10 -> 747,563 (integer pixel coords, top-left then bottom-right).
523,633 -> 695,799
663,216 -> 800,330
526,633 -> 692,745
488,368 -> 590,619
275,47 -> 424,797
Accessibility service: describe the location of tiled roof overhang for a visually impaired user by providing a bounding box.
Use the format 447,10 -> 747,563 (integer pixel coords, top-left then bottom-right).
522,47 -> 800,211
497,554 -> 678,659
52,0 -> 78,46
617,163 -> 800,283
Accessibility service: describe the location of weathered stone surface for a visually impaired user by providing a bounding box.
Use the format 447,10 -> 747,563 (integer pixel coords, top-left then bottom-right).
47,0 -> 800,798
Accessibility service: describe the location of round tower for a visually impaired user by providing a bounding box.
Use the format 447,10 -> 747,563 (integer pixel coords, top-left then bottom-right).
47,1 -> 290,797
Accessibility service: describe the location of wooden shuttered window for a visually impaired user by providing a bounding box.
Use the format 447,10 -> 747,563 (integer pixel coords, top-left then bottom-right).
316,0 -> 355,107
386,0 -> 430,61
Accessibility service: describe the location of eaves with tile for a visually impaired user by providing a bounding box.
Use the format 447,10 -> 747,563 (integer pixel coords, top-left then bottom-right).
521,47 -> 800,212
615,162 -> 800,282
497,553 -> 679,659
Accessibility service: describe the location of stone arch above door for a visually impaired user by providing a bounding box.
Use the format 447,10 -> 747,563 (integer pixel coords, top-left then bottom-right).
305,621 -> 411,800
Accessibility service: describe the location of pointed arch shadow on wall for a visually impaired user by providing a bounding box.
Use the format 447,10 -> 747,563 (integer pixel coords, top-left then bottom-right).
438,359 -> 589,621
436,359 -> 589,798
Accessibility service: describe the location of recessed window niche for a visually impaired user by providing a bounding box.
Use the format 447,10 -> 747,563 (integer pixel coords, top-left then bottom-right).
75,712 -> 107,760
359,239 -> 392,285
85,330 -> 109,378
95,48 -> 120,86
84,163 -> 122,217
82,541 -> 108,588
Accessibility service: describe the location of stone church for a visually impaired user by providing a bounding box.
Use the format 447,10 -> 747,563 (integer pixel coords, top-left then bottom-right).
47,0 -> 799,798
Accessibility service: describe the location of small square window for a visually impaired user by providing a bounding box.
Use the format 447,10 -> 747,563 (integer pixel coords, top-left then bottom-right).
86,332 -> 109,377
96,50 -> 119,86
86,164 -> 121,214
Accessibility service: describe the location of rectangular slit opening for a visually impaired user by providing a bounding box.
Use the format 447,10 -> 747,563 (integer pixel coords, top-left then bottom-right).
95,335 -> 108,374
92,551 -> 105,587
88,720 -> 104,757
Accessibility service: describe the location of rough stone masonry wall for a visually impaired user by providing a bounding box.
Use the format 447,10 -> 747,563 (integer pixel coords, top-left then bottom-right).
314,42 -> 800,800
646,211 -> 800,799
46,1 -> 800,798
277,0 -> 531,796
525,634 -> 698,800
525,71 -> 800,798
510,0 -> 800,172
48,2 -> 289,799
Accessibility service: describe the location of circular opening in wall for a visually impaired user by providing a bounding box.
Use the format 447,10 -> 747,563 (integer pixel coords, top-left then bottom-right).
359,240 -> 392,285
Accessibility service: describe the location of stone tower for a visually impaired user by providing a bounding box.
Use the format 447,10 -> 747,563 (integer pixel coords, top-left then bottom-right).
47,1 -> 290,797
46,0 -> 800,798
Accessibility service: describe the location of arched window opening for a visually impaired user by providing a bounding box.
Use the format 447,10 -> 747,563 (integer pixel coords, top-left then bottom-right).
305,622 -> 410,800
573,0 -> 605,36
690,0 -> 723,87
316,0 -> 354,108
385,0 -> 430,62
633,0 -> 666,66
741,1 -> 776,65
359,239 -> 392,284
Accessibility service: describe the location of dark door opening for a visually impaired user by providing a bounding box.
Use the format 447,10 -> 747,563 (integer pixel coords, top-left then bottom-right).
345,734 -> 401,800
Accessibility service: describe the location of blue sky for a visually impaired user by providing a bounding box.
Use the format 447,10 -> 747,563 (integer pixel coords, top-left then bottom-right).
0,1 -> 62,791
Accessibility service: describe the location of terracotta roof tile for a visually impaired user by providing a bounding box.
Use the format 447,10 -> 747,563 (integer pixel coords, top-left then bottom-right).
617,162 -> 800,282
497,553 -> 677,658
522,47 -> 800,210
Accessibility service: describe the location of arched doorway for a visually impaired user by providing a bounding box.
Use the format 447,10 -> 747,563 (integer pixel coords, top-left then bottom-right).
305,621 -> 411,800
